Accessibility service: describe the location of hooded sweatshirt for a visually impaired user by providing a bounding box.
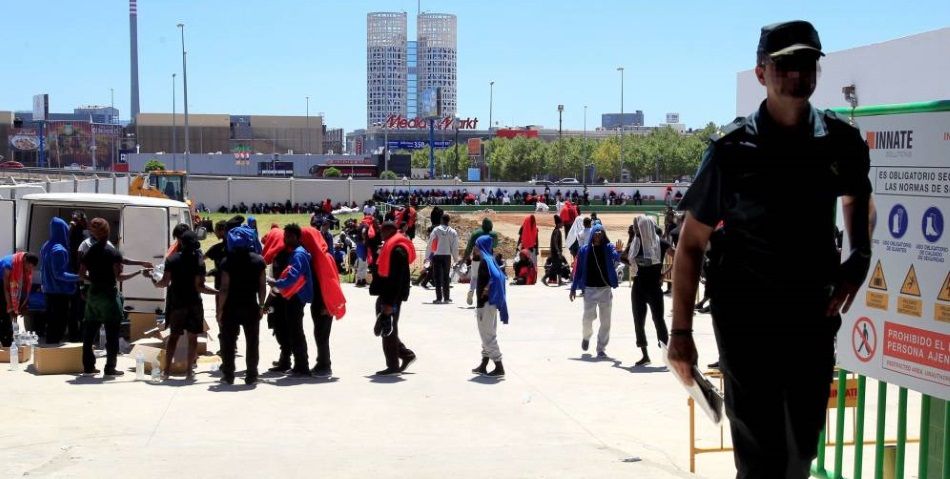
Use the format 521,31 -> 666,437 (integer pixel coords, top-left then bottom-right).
41,217 -> 80,295
570,224 -> 620,292
464,218 -> 499,259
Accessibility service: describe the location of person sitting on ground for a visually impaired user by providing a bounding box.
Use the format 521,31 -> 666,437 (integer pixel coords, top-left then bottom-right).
512,249 -> 537,286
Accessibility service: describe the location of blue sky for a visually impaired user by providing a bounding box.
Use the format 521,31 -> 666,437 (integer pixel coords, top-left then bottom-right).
2,1 -> 947,132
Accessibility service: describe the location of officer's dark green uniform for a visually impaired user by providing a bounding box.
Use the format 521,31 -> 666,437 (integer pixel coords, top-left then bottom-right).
678,21 -> 872,478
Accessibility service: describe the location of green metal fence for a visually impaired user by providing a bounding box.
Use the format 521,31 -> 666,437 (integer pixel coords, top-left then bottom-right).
811,369 -> 946,479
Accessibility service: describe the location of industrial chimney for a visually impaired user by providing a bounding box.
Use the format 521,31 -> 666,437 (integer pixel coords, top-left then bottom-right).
129,0 -> 140,123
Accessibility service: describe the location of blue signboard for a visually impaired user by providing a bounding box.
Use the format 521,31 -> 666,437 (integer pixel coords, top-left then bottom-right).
467,167 -> 481,182
387,140 -> 452,150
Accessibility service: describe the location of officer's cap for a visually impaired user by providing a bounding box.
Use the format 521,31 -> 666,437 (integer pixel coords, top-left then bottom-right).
758,20 -> 824,58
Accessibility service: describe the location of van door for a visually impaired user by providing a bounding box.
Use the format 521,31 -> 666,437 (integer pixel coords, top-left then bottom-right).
0,199 -> 14,255
121,206 -> 169,312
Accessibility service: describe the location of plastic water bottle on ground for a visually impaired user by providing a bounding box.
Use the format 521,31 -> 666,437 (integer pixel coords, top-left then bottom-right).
150,361 -> 161,382
9,342 -> 19,371
135,352 -> 146,380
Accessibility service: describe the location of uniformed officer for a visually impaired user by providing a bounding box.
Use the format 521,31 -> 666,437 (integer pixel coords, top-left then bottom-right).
667,20 -> 875,478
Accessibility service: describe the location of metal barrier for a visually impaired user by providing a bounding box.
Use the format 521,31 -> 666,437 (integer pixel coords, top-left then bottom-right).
687,369 -> 944,478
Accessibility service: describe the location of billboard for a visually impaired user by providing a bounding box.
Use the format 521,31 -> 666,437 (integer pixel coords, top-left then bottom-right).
258,160 -> 294,177
32,94 -> 48,122
420,87 -> 441,119
387,140 -> 452,150
837,103 -> 950,400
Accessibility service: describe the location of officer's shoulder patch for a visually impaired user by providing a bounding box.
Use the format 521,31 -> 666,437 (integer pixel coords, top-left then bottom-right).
711,116 -> 747,142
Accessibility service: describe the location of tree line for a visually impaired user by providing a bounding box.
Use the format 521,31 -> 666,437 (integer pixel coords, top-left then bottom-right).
405,122 -> 718,182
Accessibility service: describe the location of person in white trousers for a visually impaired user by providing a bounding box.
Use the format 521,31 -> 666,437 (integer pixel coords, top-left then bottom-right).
569,224 -> 621,357
470,235 -> 509,378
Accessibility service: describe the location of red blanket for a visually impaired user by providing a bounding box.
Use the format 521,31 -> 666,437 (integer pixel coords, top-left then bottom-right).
520,215 -> 538,251
300,226 -> 347,319
377,232 -> 417,278
261,227 -> 284,265
7,252 -> 32,315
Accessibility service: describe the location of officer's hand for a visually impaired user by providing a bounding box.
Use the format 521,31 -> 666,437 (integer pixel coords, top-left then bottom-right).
827,280 -> 861,317
667,334 -> 697,387
382,304 -> 394,315
569,290 -> 576,302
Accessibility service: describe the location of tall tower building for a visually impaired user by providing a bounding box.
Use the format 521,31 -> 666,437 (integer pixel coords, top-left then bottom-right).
366,12 -> 408,128
129,0 -> 140,122
416,13 -> 457,119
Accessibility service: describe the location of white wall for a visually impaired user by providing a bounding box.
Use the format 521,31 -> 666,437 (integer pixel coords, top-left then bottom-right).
76,179 -> 97,194
737,28 -> 950,116
186,177 -> 686,210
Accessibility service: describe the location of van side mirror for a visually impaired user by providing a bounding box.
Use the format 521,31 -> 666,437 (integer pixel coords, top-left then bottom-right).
195,227 -> 208,241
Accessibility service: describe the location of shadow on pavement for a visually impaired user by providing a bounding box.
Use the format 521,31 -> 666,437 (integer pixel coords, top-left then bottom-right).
468,375 -> 504,384
610,360 -> 668,374
365,375 -> 406,384
567,354 -> 613,363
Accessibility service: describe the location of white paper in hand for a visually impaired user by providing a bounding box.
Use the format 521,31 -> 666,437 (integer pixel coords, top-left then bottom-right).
659,342 -> 724,425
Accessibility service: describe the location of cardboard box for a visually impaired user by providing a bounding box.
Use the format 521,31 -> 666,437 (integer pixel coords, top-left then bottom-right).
33,343 -> 84,375
128,312 -> 158,342
129,343 -> 163,374
0,345 -> 31,363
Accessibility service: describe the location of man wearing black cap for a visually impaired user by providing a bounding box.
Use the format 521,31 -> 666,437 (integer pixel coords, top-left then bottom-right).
667,21 -> 874,478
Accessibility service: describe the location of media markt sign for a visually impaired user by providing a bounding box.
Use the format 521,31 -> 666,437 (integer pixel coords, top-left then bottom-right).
837,101 -> 950,400
384,115 -> 480,130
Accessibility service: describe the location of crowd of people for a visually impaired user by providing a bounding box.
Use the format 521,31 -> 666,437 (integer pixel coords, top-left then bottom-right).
372,186 -> 683,208
0,20 -> 880,478
213,199 -> 360,216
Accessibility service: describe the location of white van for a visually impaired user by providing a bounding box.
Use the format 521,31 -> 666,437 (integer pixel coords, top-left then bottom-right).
11,193 -> 193,314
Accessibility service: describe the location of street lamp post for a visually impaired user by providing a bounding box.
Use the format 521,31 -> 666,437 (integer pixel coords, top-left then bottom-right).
172,73 -> 177,170
306,96 -> 310,153
617,66 -> 624,182
489,81 -> 494,131
110,88 -> 116,166
177,23 -> 190,175
557,104 -> 564,179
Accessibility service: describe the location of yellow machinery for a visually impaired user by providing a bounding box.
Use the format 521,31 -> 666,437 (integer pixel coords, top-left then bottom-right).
130,170 -> 188,203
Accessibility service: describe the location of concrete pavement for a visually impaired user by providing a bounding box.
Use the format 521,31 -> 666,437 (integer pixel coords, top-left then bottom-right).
3,282 -> 738,478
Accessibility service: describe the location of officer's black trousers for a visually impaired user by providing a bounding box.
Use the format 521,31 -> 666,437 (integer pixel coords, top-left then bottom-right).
712,299 -> 837,479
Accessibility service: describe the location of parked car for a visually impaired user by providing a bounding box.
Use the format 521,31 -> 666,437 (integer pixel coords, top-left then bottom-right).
531,179 -> 556,187
0,160 -> 25,169
557,178 -> 580,185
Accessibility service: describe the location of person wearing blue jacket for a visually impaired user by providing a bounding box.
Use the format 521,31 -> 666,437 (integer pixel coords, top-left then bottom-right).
569,224 -> 620,358
268,224 -> 313,377
41,217 -> 80,344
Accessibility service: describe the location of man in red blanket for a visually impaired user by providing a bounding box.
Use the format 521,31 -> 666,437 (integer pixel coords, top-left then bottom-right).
369,221 -> 417,376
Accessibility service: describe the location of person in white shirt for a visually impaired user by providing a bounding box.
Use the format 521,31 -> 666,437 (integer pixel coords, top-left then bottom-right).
425,214 -> 459,304
502,192 -> 510,205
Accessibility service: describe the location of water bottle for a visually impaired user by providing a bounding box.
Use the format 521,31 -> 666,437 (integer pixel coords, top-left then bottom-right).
135,352 -> 146,380
150,361 -> 161,382
98,325 -> 106,350
9,342 -> 19,371
150,263 -> 166,282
